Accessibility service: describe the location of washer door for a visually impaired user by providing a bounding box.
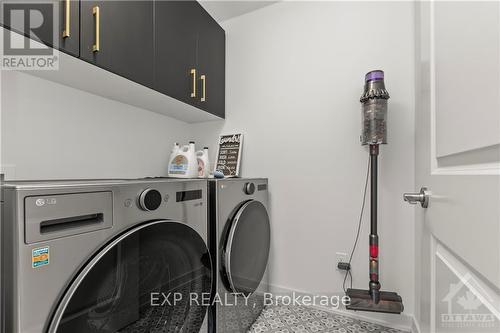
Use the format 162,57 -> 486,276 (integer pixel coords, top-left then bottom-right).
223,200 -> 270,295
48,220 -> 211,333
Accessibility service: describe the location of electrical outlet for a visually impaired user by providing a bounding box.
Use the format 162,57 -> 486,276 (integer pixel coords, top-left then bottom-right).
336,252 -> 348,268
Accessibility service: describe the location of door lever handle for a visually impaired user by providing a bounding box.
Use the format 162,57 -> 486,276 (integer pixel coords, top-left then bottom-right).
403,187 -> 430,208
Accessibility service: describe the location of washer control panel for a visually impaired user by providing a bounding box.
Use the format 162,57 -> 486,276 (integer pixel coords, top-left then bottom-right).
138,188 -> 162,211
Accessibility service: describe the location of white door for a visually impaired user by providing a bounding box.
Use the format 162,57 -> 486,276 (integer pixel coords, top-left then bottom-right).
414,1 -> 500,332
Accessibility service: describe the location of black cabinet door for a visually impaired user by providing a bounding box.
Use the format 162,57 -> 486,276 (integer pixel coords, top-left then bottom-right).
80,0 -> 154,88
0,0 -> 79,56
155,0 -> 225,118
197,8 -> 225,118
155,0 -> 199,106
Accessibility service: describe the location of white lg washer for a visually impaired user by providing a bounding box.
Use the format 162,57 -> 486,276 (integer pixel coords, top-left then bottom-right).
1,179 -> 211,333
208,178 -> 270,333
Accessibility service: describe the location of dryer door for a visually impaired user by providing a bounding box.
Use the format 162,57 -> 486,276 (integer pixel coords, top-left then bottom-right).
223,200 -> 270,295
48,220 -> 212,333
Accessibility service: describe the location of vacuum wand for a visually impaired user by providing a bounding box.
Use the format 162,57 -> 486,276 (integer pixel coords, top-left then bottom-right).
345,70 -> 404,314
369,144 -> 380,304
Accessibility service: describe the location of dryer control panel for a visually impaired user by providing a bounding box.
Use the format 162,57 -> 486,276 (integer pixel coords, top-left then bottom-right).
243,182 -> 255,195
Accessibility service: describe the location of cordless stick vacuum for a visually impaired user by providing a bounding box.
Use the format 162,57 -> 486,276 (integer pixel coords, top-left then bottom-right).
345,70 -> 404,314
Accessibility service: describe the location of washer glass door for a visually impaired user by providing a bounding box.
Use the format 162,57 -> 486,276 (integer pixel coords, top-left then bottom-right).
223,200 -> 270,295
48,221 -> 211,333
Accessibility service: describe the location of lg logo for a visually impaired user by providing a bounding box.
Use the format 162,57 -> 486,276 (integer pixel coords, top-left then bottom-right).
35,198 -> 56,207
3,2 -> 54,56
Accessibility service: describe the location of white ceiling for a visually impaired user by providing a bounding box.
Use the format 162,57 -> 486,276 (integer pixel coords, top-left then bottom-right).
200,1 -> 278,22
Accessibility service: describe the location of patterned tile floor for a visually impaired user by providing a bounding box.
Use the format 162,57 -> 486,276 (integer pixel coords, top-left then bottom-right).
248,305 -> 408,333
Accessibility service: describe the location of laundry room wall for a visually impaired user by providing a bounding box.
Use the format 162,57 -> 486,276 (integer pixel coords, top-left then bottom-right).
0,71 -> 190,180
189,1 -> 416,328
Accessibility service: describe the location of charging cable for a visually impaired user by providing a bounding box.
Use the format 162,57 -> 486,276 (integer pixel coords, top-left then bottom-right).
342,155 -> 370,293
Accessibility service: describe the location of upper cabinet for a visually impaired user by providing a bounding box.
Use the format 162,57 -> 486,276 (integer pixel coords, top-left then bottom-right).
197,8 -> 225,118
0,0 -> 225,119
155,0 -> 225,118
0,0 -> 80,56
80,0 -> 154,89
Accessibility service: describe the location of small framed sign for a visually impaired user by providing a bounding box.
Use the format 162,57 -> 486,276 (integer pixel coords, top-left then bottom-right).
215,133 -> 243,177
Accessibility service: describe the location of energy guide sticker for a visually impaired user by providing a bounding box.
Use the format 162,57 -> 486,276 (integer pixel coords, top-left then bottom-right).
32,247 -> 49,268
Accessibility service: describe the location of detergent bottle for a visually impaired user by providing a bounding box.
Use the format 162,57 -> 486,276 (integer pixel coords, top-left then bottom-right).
168,141 -> 198,178
168,142 -> 180,168
196,147 -> 210,178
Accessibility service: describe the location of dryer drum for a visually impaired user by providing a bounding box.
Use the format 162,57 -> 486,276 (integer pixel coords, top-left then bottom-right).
223,200 -> 271,296
48,220 -> 212,333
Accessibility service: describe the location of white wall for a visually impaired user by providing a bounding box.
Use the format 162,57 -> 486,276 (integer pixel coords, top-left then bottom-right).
191,1 -> 416,326
1,71 -> 190,179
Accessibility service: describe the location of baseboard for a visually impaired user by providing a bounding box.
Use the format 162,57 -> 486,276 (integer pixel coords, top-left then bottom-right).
268,283 -> 414,332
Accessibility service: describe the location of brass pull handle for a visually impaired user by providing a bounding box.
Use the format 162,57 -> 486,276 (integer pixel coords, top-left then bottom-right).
200,75 -> 206,102
92,6 -> 100,52
190,69 -> 196,98
62,0 -> 70,38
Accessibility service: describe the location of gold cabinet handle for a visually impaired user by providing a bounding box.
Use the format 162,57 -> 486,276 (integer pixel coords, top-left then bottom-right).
190,69 -> 196,98
92,6 -> 100,52
200,75 -> 206,102
62,0 -> 70,38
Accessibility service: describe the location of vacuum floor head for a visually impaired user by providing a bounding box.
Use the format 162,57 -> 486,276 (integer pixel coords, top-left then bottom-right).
346,288 -> 404,314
